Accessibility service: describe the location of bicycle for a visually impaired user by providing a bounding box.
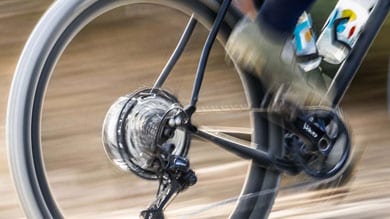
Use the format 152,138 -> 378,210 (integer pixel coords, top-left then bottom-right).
6,0 -> 389,218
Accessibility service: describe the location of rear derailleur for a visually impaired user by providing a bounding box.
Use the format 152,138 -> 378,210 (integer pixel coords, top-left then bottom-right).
102,89 -> 196,219
140,143 -> 197,219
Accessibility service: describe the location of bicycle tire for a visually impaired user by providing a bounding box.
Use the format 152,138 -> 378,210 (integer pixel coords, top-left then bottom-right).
6,0 -> 283,218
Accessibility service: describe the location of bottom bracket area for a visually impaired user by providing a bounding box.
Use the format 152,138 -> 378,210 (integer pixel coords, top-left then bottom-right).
102,89 -> 190,180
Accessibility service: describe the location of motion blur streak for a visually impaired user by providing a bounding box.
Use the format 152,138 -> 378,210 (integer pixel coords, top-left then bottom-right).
0,1 -> 389,218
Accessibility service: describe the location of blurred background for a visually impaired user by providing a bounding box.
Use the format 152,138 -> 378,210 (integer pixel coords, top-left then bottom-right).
0,1 -> 389,218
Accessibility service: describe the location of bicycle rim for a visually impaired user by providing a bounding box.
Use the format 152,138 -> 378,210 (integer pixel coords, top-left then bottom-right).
6,0 -> 283,218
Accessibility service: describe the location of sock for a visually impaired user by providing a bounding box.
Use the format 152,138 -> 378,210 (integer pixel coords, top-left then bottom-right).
257,0 -> 316,36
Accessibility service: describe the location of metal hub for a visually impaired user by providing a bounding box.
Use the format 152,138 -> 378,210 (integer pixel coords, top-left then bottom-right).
102,89 -> 190,180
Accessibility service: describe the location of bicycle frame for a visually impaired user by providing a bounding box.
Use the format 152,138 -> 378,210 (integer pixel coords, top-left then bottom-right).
7,1 -> 388,217
327,0 -> 390,106
153,0 -> 390,173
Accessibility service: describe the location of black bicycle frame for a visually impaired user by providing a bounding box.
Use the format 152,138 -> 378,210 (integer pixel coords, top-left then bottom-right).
154,0 -> 390,173
327,0 -> 390,107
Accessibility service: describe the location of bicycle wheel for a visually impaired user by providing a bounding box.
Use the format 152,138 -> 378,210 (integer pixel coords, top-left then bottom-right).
7,0 -> 283,218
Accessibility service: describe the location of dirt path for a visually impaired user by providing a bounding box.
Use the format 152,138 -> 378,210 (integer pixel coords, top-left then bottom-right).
0,2 -> 389,219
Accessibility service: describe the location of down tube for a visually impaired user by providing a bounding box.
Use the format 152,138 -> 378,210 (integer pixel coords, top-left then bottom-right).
327,0 -> 390,107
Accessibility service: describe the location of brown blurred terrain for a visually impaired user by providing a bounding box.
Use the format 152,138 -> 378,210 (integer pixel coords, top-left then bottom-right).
0,1 -> 390,219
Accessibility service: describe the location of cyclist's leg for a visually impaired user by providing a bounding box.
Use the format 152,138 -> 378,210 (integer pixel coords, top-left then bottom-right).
253,0 -> 263,10
257,0 -> 316,36
227,0 -> 329,106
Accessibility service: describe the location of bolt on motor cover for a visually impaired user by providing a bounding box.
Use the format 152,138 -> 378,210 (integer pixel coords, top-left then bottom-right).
102,89 -> 190,180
